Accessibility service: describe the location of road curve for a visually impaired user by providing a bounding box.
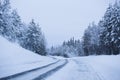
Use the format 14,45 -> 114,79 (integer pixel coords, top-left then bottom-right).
0,59 -> 68,80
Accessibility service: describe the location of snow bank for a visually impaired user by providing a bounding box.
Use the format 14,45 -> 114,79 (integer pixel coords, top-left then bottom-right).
0,36 -> 55,78
74,55 -> 120,80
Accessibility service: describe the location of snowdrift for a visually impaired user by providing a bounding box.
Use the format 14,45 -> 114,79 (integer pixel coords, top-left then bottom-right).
0,36 -> 55,78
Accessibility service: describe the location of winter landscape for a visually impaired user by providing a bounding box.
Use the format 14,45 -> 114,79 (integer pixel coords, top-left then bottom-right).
0,0 -> 120,80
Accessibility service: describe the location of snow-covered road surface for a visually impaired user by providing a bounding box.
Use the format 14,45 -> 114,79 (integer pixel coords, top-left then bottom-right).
45,59 -> 103,80
0,60 -> 68,80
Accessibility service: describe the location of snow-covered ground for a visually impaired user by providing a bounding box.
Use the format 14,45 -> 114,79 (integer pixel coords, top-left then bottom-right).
0,36 -> 56,78
74,55 -> 120,80
46,59 -> 102,80
0,36 -> 120,80
46,55 -> 120,80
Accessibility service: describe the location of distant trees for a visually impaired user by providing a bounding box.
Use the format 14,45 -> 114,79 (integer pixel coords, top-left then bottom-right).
0,0 -> 46,55
48,38 -> 84,58
48,46 -> 68,57
82,26 -> 91,56
63,38 -> 84,56
82,22 -> 101,56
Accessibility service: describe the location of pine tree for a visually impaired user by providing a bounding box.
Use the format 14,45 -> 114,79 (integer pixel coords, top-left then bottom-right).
23,19 -> 46,55
100,1 -> 120,55
82,26 -> 91,56
0,0 -> 11,36
11,10 -> 22,40
98,20 -> 107,54
82,22 -> 101,55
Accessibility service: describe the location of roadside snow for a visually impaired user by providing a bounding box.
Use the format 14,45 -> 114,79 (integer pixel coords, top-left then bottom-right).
46,55 -> 120,80
73,55 -> 120,80
0,36 -> 56,78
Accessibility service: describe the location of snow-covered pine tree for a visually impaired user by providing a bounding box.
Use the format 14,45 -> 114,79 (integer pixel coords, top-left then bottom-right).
111,2 -> 120,54
75,40 -> 84,56
100,1 -> 120,55
89,22 -> 101,55
23,19 -> 46,55
10,10 -> 23,42
0,0 -> 11,36
82,22 -> 101,55
82,25 -> 92,56
98,20 -> 107,54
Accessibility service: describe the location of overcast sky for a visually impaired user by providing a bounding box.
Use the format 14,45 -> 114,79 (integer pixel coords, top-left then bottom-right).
10,0 -> 115,47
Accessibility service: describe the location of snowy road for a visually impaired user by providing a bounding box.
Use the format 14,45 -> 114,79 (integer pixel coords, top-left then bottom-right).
1,57 -> 119,80
45,59 -> 103,80
1,59 -> 104,80
0,60 -> 68,80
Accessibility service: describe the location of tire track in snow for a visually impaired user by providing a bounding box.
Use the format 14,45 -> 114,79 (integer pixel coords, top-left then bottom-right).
0,59 -> 68,80
33,59 -> 68,80
73,59 -> 105,80
0,60 -> 60,80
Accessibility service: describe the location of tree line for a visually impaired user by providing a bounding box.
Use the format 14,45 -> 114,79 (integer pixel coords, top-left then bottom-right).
49,1 -> 120,57
0,0 -> 46,55
0,0 -> 120,57
83,1 -> 120,56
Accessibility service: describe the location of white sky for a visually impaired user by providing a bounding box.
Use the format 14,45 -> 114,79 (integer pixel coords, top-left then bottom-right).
10,0 -> 115,47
